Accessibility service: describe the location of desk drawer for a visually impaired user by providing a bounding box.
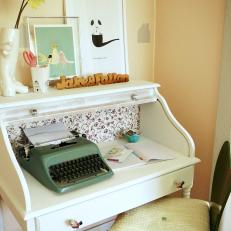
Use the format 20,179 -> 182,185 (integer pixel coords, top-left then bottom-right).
36,166 -> 194,231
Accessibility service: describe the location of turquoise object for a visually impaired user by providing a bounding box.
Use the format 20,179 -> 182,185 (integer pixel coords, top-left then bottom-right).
126,134 -> 140,143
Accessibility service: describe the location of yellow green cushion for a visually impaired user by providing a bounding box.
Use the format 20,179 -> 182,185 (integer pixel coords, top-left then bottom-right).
110,198 -> 210,231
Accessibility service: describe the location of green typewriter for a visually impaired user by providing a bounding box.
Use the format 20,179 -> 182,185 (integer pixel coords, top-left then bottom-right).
17,136 -> 113,193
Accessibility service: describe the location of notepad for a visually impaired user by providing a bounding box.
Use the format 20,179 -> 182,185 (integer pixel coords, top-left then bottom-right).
103,145 -> 133,162
105,153 -> 144,171
125,140 -> 176,162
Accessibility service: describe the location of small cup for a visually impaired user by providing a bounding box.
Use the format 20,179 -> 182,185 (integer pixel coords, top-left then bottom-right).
31,65 -> 50,93
126,134 -> 140,143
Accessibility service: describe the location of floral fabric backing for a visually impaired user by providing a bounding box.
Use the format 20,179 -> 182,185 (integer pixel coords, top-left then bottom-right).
6,105 -> 140,144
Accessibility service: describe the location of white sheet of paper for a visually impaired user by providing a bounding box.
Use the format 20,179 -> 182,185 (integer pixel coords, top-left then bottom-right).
125,140 -> 176,162
23,123 -> 74,146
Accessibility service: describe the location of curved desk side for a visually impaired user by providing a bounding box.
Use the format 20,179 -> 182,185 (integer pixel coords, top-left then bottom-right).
140,88 -> 195,157
0,123 -> 31,224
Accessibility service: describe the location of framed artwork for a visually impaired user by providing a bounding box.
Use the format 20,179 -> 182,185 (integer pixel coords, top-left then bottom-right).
26,17 -> 81,79
65,0 -> 128,75
34,25 -> 76,79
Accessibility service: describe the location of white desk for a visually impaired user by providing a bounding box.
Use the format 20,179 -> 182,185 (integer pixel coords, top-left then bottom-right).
0,81 -> 199,231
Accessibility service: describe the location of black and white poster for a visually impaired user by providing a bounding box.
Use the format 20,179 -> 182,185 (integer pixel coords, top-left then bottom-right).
65,0 -> 128,75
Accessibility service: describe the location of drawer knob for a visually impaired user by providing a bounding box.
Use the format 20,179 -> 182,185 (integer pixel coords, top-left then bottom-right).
131,94 -> 138,101
30,108 -> 38,116
69,219 -> 83,229
175,181 -> 185,189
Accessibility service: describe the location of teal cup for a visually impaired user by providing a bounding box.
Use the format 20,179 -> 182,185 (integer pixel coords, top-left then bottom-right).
126,134 -> 140,143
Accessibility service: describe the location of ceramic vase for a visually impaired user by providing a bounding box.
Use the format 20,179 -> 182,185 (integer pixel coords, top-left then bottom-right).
0,28 -> 28,97
31,65 -> 50,93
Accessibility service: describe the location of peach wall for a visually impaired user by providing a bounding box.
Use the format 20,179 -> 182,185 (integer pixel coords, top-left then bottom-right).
0,0 -> 64,28
155,0 -> 225,200
125,0 -> 155,81
213,0 -> 231,178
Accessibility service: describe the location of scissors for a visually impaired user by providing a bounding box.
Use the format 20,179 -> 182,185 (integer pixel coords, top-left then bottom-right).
23,51 -> 37,67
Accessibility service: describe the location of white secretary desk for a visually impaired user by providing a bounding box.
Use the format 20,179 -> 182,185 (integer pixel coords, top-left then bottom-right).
0,81 -> 200,231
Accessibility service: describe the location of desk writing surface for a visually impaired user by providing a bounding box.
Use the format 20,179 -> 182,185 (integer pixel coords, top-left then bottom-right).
22,137 -> 200,219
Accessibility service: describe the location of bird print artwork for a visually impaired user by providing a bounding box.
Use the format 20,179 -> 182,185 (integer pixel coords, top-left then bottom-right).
38,44 -> 74,65
34,25 -> 77,78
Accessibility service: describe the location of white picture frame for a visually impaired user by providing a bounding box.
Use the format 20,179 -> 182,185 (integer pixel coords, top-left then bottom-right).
64,0 -> 129,75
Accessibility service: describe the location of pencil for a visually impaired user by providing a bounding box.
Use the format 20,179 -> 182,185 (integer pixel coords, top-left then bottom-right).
133,152 -> 144,161
107,158 -> 119,162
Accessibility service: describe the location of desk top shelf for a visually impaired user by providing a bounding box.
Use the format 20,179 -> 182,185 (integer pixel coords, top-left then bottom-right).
0,81 -> 159,120
0,81 -> 159,111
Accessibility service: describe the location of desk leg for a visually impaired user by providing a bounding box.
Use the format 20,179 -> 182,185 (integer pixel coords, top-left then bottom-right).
0,200 -> 35,231
182,186 -> 192,198
25,220 -> 36,231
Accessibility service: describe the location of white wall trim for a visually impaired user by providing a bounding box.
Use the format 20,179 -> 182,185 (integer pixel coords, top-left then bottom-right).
0,200 -> 4,231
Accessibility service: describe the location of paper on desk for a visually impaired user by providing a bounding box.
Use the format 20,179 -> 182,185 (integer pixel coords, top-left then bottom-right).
125,140 -> 176,162
100,144 -> 143,171
106,153 -> 144,171
23,123 -> 74,146
104,145 -> 133,162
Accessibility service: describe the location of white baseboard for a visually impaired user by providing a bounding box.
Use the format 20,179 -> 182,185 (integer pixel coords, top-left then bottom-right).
0,200 -> 4,231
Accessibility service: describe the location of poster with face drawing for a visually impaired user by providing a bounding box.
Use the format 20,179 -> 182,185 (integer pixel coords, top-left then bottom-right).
65,0 -> 128,75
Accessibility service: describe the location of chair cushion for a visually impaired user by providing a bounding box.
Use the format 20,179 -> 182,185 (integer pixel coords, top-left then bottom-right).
110,198 -> 210,231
